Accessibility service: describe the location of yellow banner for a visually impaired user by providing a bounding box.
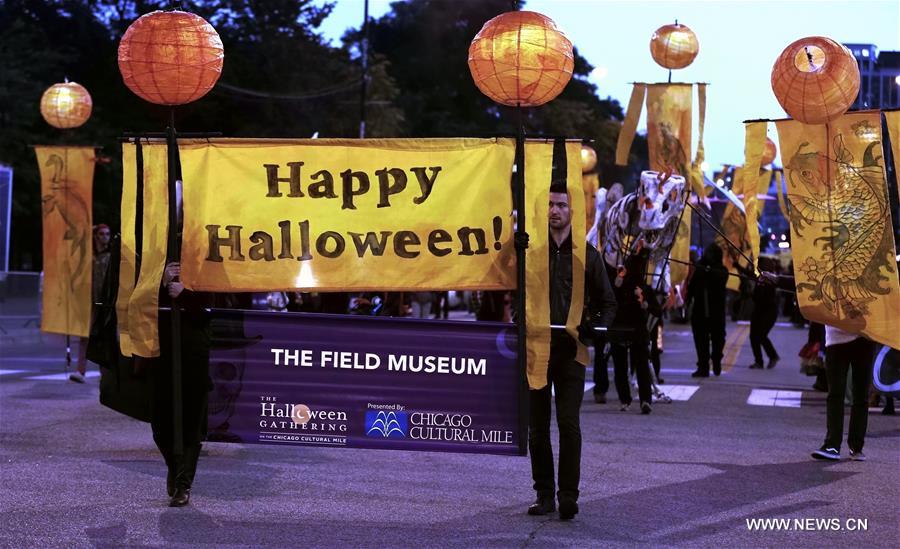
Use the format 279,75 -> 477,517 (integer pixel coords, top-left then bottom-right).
179,138 -> 516,291
717,168 -> 750,292
524,143 -> 553,389
777,112 -> 900,349
117,141 -> 169,357
647,83 -> 693,284
615,84 -> 646,166
36,146 -> 93,337
740,122 -> 767,274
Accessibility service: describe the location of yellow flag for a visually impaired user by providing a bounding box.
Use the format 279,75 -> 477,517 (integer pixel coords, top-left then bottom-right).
36,146 -> 93,337
179,138 -> 516,292
740,122 -> 767,274
524,142 -> 553,389
646,83 -> 693,284
116,143 -> 138,356
615,84 -> 647,166
777,112 -> 900,349
128,144 -> 169,357
581,172 -> 599,232
564,142 -> 589,367
717,169 -> 749,293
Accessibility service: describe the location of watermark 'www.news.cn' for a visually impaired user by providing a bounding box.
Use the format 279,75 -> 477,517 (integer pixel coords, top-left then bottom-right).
747,518 -> 869,532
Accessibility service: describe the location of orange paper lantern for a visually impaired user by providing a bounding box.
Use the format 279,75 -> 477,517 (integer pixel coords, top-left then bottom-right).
771,36 -> 859,125
650,23 -> 699,70
40,81 -> 92,129
581,145 -> 597,172
468,11 -> 574,107
761,138 -> 777,166
118,10 -> 224,106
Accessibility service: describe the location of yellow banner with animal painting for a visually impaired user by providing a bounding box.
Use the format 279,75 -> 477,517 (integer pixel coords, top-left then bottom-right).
776,112 -> 900,349
36,146 -> 94,337
646,83 -> 693,284
179,138 -> 516,292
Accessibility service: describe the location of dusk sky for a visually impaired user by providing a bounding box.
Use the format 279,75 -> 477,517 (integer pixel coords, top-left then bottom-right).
317,0 -> 900,171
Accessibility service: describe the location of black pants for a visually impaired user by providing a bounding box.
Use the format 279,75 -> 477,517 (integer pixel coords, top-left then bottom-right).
529,356 -> 584,502
824,337 -> 874,452
150,356 -> 209,491
750,314 -> 778,364
691,317 -> 725,373
612,340 -> 651,405
592,340 -> 609,395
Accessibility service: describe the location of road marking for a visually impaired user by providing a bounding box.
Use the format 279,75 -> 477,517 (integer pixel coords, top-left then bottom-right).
26,371 -> 101,381
584,382 -> 595,393
722,324 -> 750,372
747,388 -> 802,408
660,385 -> 700,401
0,369 -> 27,376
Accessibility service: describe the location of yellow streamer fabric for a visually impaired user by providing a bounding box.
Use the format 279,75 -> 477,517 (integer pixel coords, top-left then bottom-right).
121,143 -> 169,357
776,112 -> 900,349
615,84 -> 646,166
740,122 -> 767,275
179,138 -> 516,292
581,172 -> 599,232
116,143 -> 138,356
689,83 -> 708,197
524,142 -> 553,389
647,83 -> 693,284
564,142 -> 589,367
36,146 -> 94,337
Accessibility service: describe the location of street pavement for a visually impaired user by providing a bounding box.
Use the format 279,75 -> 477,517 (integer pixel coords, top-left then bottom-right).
1,318 -> 898,548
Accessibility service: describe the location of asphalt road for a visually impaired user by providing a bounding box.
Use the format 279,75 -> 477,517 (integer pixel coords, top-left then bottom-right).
1,319 -> 898,548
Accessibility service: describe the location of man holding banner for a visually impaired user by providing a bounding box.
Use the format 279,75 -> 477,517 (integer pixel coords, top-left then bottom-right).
528,180 -> 617,521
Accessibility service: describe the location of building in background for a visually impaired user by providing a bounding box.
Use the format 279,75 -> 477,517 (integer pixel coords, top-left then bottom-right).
844,43 -> 900,110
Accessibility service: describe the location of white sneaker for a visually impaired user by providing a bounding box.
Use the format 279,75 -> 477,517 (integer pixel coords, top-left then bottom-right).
849,450 -> 866,461
69,372 -> 86,383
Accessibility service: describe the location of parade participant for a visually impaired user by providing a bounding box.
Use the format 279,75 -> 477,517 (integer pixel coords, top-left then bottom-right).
147,261 -> 214,507
71,224 -> 112,383
608,241 -> 661,413
687,244 -> 728,377
528,180 -> 617,521
811,326 -> 876,461
748,257 -> 780,369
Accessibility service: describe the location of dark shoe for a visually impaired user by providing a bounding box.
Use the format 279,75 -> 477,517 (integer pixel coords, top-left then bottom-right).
619,402 -> 631,412
811,446 -> 840,461
527,496 -> 555,516
712,363 -> 722,376
559,498 -> 578,520
766,357 -> 779,369
593,393 -> 607,404
812,381 -> 828,392
849,449 -> 867,461
691,370 -> 709,378
640,401 -> 652,415
68,372 -> 86,383
748,362 -> 764,369
657,377 -> 665,384
169,487 -> 191,507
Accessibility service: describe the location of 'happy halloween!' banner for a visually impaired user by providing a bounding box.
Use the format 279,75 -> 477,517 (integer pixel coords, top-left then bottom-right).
179,138 -> 516,292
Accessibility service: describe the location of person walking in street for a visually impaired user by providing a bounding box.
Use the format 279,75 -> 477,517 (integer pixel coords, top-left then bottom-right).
687,244 -> 728,377
71,224 -> 112,383
528,179 -> 617,521
811,326 -> 876,461
748,257 -> 780,369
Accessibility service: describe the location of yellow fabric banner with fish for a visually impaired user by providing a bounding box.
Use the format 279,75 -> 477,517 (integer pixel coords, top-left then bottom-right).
647,83 -> 693,284
776,112 -> 900,349
740,121 -> 767,274
36,146 -> 93,337
179,138 -> 516,292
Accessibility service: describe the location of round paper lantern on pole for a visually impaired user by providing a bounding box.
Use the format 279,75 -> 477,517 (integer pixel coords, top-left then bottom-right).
650,23 -> 699,70
581,145 -> 597,172
118,10 -> 224,105
761,138 -> 777,166
40,81 -> 92,129
468,11 -> 574,107
771,36 -> 859,125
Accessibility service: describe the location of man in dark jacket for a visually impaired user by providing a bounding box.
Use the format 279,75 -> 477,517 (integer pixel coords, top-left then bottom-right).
688,244 -> 729,377
528,180 -> 617,521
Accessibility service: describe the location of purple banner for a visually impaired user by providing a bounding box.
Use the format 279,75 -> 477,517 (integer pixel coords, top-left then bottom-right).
207,310 -> 523,455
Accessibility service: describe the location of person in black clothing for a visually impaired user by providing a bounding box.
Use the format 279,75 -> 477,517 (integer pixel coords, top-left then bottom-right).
528,180 -> 617,521
147,261 -> 214,507
748,257 -> 780,369
608,242 -> 661,413
688,244 -> 728,377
